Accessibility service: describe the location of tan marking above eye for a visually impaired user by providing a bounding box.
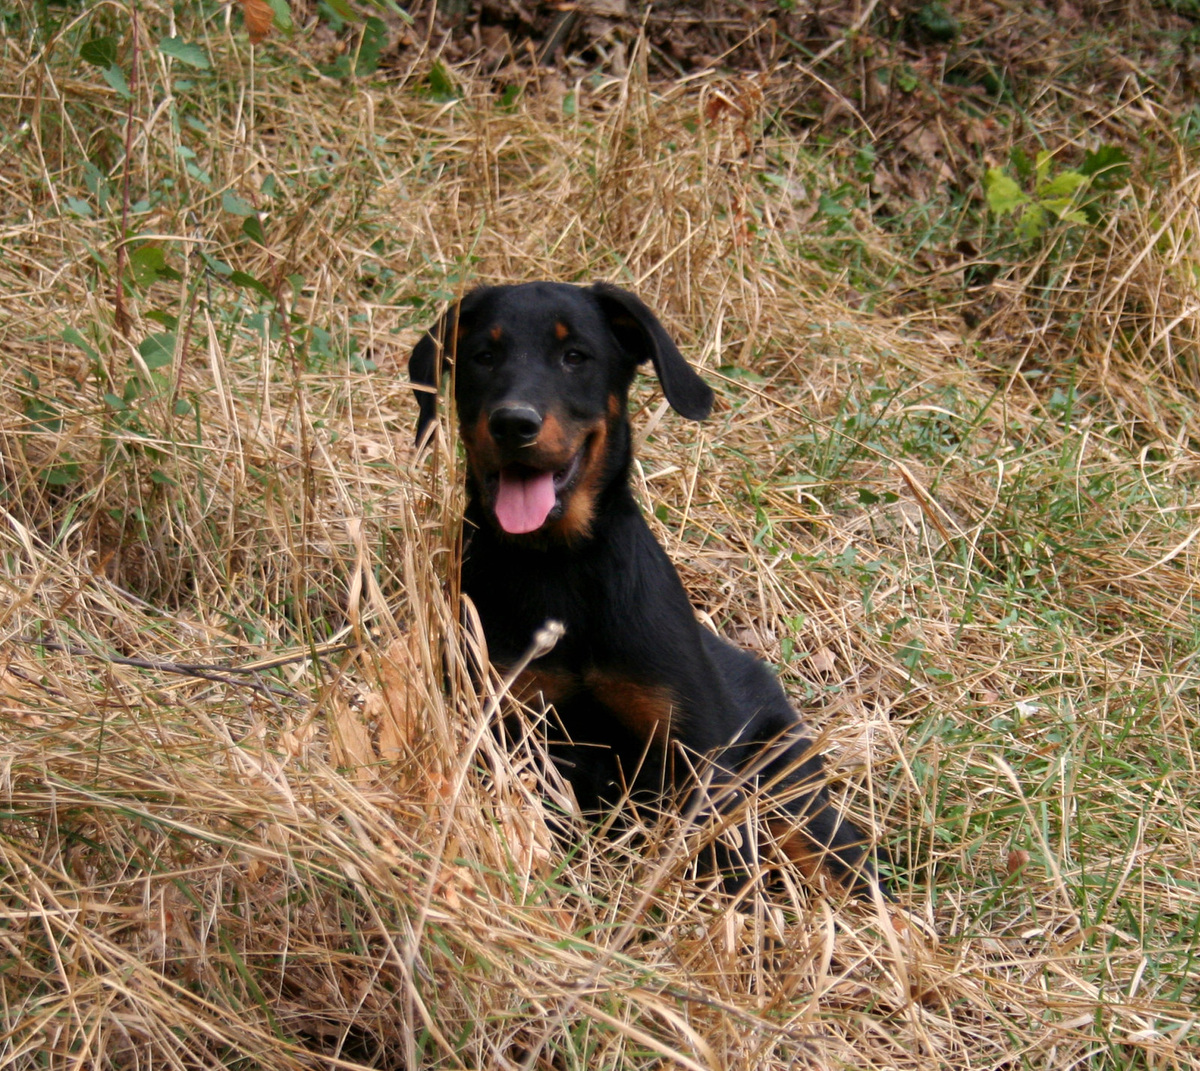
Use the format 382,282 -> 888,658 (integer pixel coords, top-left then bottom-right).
554,321 -> 570,342
489,324 -> 503,342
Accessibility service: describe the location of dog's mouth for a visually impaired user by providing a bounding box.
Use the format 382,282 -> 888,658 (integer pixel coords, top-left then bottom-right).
489,449 -> 584,535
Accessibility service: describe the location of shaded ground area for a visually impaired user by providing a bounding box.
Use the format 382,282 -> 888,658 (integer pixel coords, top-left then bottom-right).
310,0 -> 1200,334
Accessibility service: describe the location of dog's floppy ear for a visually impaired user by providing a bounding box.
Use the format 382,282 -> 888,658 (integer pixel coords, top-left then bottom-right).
590,282 -> 714,421
409,287 -> 493,445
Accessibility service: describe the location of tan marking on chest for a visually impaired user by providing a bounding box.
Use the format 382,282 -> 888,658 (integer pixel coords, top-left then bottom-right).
510,665 -> 579,707
584,669 -> 677,747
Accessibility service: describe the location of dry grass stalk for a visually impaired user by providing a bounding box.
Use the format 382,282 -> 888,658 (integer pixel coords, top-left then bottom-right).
0,6 -> 1198,1068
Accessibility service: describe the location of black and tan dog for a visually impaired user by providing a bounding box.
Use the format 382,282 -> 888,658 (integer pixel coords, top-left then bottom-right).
411,281 -> 880,895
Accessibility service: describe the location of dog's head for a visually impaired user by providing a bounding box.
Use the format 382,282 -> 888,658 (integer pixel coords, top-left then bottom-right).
410,282 -> 713,542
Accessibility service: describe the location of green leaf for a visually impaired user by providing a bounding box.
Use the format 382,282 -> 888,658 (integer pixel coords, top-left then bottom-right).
138,332 -> 177,370
25,397 -> 62,432
64,196 -> 93,217
230,270 -> 274,299
379,0 -> 413,22
159,37 -> 211,70
200,253 -> 233,276
426,60 -> 456,100
184,161 -> 212,186
102,65 -> 131,99
1034,150 -> 1053,188
1010,146 -> 1032,181
81,36 -> 118,68
267,0 -> 294,31
130,245 -> 167,287
82,161 -> 112,211
1080,144 -> 1130,185
1041,196 -> 1084,220
1040,169 -> 1086,199
149,469 -> 178,486
129,245 -> 181,285
1018,203 -> 1047,242
817,192 -> 849,218
222,191 -> 256,217
43,462 -> 81,487
146,310 -> 179,329
984,169 -> 1028,215
717,365 -> 766,383
355,17 -> 386,76
241,215 -> 265,244
63,327 -> 99,362
913,3 -> 959,41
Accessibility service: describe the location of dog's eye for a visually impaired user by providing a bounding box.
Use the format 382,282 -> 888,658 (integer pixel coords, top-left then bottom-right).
472,351 -> 496,368
562,350 -> 589,367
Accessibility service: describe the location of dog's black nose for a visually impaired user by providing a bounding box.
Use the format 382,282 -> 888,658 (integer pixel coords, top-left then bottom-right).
488,404 -> 543,447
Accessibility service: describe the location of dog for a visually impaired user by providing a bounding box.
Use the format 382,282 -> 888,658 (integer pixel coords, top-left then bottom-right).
410,281 -> 881,896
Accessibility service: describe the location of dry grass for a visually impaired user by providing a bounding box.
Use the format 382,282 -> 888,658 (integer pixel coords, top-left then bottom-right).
1,4 -> 1199,1068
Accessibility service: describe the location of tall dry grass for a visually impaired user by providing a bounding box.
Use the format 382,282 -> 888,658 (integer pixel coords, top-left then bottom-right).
1,4 -> 1198,1068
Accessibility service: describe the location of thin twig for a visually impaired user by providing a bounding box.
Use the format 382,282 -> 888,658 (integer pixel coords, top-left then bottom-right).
15,638 -> 354,703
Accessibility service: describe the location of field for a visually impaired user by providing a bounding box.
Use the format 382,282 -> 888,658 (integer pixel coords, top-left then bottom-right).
2,2 -> 1199,1067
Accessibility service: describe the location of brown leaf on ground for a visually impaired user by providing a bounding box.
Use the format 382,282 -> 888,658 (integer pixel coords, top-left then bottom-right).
329,692 -> 375,780
372,633 -> 424,763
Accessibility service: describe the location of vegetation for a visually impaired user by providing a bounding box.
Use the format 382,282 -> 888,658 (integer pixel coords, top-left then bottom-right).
1,1 -> 1198,1067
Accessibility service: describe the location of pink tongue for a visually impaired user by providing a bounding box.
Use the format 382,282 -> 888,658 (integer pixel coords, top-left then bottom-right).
495,468 -> 557,534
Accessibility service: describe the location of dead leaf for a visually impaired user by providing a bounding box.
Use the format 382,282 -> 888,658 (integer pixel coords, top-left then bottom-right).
242,0 -> 276,44
1007,849 -> 1031,876
375,632 -> 424,761
280,716 -> 317,760
809,646 -> 837,675
434,862 -> 476,910
498,801 -> 553,877
329,692 -> 375,780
